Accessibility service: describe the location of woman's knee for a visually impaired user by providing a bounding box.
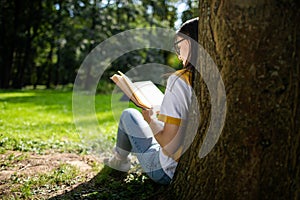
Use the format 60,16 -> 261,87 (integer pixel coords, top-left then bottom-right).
119,108 -> 151,139
120,108 -> 141,123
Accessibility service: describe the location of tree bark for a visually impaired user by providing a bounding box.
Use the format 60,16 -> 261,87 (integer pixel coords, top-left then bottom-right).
170,0 -> 299,199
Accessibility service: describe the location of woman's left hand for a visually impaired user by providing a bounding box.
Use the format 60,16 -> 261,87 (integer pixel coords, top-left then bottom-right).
142,108 -> 153,124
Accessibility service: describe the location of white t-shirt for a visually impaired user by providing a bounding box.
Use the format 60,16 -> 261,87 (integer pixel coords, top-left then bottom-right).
158,70 -> 192,178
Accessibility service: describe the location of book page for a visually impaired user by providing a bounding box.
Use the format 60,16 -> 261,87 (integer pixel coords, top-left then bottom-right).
111,71 -> 164,109
110,74 -> 136,102
133,81 -> 164,108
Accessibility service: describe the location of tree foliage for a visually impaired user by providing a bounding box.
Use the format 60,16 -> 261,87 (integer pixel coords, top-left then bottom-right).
0,0 -> 197,89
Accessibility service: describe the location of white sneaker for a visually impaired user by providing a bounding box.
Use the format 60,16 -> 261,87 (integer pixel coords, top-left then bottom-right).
103,156 -> 131,172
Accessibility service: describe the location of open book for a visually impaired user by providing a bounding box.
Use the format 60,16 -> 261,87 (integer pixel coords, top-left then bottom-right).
110,71 -> 164,109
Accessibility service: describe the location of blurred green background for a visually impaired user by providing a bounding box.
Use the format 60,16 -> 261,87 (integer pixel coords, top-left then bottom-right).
0,0 -> 198,90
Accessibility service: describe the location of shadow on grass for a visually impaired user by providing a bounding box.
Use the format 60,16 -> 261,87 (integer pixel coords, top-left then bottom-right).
49,166 -> 168,200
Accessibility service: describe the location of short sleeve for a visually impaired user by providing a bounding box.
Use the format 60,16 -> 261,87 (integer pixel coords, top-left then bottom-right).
158,73 -> 192,126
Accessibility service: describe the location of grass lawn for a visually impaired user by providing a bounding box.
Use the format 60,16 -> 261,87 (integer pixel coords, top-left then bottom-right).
0,89 -> 121,153
0,89 -> 163,199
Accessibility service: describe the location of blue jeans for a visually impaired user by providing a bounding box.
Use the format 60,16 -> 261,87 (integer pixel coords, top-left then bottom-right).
115,108 -> 171,185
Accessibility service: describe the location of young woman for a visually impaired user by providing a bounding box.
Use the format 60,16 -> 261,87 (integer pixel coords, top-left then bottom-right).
104,17 -> 199,185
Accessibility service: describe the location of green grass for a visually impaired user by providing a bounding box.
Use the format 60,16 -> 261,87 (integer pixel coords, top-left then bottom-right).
0,89 -> 127,153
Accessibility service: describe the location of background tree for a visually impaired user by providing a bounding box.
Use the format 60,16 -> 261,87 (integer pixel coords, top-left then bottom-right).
0,0 -> 42,89
0,0 -> 184,89
170,0 -> 299,199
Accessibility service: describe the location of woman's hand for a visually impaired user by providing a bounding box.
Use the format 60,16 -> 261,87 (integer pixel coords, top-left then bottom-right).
142,108 -> 153,124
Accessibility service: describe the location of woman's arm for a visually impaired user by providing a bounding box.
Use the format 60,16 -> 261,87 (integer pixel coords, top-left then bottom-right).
154,122 -> 179,148
142,109 -> 179,148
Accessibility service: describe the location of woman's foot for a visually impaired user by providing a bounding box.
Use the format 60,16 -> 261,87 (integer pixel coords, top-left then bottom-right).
104,147 -> 131,172
103,156 -> 131,172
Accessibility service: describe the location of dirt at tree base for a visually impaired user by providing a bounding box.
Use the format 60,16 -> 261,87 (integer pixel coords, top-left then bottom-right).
0,150 -> 103,199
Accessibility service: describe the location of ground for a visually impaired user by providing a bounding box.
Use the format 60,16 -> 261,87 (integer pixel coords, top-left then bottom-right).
0,151 -> 165,200
0,151 -> 100,199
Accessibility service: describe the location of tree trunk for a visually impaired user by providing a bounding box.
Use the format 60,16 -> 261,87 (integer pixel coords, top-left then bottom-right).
170,0 -> 299,199
83,1 -> 97,91
46,42 -> 54,89
0,0 -> 17,89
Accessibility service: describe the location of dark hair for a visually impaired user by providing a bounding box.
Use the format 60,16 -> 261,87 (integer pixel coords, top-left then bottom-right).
177,17 -> 199,43
176,17 -> 199,86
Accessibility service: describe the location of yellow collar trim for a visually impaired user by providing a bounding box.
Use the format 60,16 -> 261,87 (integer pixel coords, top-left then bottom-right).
174,69 -> 192,86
